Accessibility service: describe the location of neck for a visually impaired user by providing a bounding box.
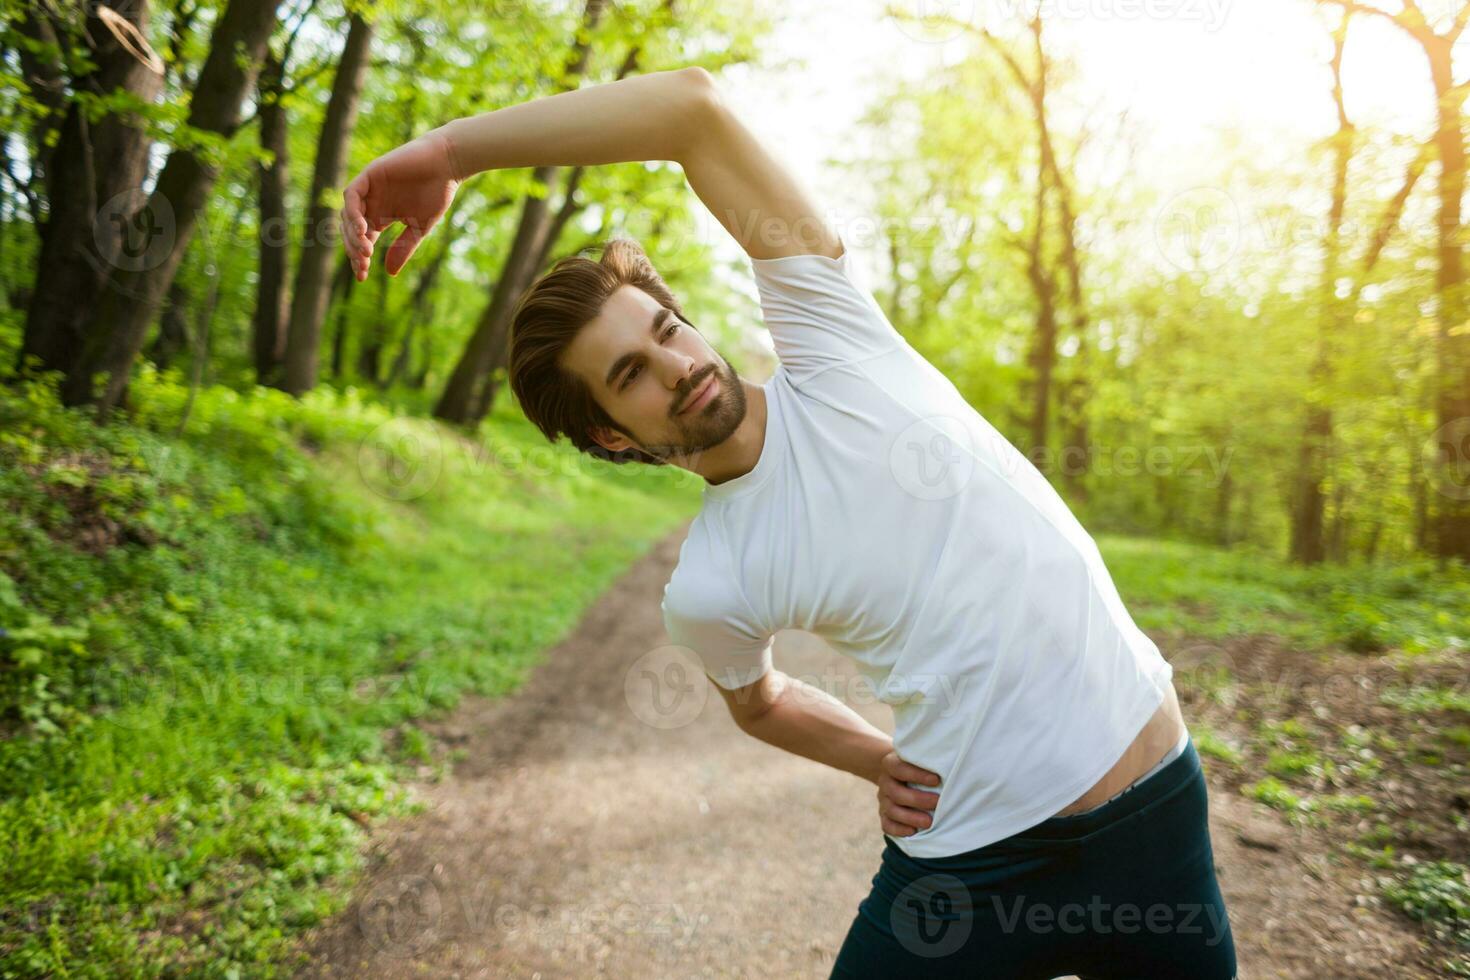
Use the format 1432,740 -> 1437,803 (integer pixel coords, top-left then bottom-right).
679,379 -> 766,486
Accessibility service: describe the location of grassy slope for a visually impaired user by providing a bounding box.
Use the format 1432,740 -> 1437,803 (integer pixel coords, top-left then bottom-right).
0,368 -> 700,977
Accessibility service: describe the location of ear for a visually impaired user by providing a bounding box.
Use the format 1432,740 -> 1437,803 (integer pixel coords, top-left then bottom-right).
588,425 -> 635,454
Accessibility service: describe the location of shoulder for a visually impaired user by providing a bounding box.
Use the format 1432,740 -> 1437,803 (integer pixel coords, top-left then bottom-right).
747,235 -> 907,384
660,514 -> 723,618
660,513 -> 758,629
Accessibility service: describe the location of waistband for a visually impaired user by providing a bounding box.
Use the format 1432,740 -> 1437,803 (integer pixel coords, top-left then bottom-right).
897,735 -> 1205,867
1005,733 -> 1202,843
1062,724 -> 1191,817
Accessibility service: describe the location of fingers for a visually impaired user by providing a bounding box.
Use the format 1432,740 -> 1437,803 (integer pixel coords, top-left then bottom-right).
385,220 -> 427,277
881,751 -> 942,788
345,183 -> 375,240
876,751 -> 941,841
879,796 -> 935,834
881,815 -> 918,837
341,182 -> 367,272
879,773 -> 939,810
341,179 -> 385,281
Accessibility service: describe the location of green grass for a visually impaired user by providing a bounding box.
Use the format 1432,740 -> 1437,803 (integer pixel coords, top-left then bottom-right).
1190,725 -> 1243,766
1383,860 -> 1470,955
1241,776 -> 1309,814
0,366 -> 700,977
1098,535 -> 1470,655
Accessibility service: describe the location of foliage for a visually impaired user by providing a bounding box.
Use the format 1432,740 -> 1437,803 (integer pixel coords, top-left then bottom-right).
1383,860 -> 1470,950
0,368 -> 698,975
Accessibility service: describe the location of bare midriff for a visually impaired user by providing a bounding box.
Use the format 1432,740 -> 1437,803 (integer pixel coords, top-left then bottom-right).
1050,681 -> 1188,818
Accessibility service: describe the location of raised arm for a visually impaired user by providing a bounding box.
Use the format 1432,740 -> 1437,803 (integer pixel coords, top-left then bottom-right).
676,69 -> 845,261
341,66 -> 841,279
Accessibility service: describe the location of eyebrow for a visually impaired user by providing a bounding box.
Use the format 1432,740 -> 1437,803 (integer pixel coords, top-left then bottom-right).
604,307 -> 675,390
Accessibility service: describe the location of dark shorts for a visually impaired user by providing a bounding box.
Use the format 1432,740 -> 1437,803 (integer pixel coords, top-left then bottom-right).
830,737 -> 1237,979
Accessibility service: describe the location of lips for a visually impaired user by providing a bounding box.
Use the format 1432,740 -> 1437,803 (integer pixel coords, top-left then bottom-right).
678,373 -> 717,415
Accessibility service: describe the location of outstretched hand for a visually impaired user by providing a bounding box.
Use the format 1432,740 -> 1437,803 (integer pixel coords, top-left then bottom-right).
877,749 -> 942,838
340,131 -> 460,281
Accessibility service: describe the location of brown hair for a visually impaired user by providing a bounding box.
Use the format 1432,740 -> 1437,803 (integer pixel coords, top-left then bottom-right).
507,238 -> 685,466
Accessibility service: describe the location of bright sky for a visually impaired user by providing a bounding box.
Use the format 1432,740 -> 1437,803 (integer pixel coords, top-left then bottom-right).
706,0 -> 1443,271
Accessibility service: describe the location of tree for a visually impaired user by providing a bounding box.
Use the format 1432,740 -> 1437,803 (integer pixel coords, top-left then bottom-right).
17,2 -> 163,380
61,0 -> 281,417
280,6 -> 376,395
463,29 -> 663,423
1316,0 -> 1470,560
432,0 -> 610,425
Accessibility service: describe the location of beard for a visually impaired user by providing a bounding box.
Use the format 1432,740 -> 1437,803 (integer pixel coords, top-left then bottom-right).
629,354 -> 748,462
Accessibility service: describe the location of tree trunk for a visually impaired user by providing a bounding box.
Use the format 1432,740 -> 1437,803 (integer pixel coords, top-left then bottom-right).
1289,405 -> 1332,564
13,6 -> 67,196
254,52 -> 292,385
148,279 -> 191,370
434,0 -> 609,425
1314,0 -> 1470,559
59,0 -> 280,416
1025,16 -> 1091,502
1426,34 -> 1470,559
978,18 -> 1064,473
412,329 -> 432,389
328,255 -> 354,379
281,9 -> 376,395
1214,467 -> 1233,546
18,2 -> 163,380
385,203 -> 465,388
357,271 -> 391,385
465,42 -> 648,423
435,188 -> 556,422
1365,520 -> 1381,562
1021,173 -> 1059,468
1326,478 -> 1349,562
1290,21 -> 1352,565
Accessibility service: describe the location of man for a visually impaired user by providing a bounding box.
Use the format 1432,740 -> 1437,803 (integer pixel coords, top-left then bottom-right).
341,65 -> 1236,979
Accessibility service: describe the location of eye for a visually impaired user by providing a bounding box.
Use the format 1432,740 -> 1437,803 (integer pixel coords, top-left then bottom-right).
620,321 -> 680,389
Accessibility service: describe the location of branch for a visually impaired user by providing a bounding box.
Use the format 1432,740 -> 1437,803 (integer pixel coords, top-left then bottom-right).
1358,139 -> 1432,274
1314,0 -> 1432,40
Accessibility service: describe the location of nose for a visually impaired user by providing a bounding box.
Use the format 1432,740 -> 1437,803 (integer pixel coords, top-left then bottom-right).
659,349 -> 698,391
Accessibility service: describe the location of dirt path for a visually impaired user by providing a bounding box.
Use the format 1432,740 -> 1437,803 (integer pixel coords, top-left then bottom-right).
295,522 -> 1431,979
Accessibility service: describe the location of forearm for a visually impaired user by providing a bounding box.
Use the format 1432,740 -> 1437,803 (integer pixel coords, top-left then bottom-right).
429,67 -> 712,181
737,670 -> 892,786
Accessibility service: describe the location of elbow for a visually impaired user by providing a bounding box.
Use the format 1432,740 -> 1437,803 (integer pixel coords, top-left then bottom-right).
673,66 -> 726,156
718,668 -> 782,732
680,65 -> 721,102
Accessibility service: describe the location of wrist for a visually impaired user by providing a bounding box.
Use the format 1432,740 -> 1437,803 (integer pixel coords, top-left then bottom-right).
428,122 -> 468,182
862,739 -> 893,786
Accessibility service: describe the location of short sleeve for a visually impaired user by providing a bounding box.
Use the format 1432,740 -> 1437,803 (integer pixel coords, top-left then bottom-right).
749,234 -> 906,385
660,578 -> 774,691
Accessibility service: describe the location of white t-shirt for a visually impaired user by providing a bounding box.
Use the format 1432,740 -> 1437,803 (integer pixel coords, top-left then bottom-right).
659,237 -> 1174,859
